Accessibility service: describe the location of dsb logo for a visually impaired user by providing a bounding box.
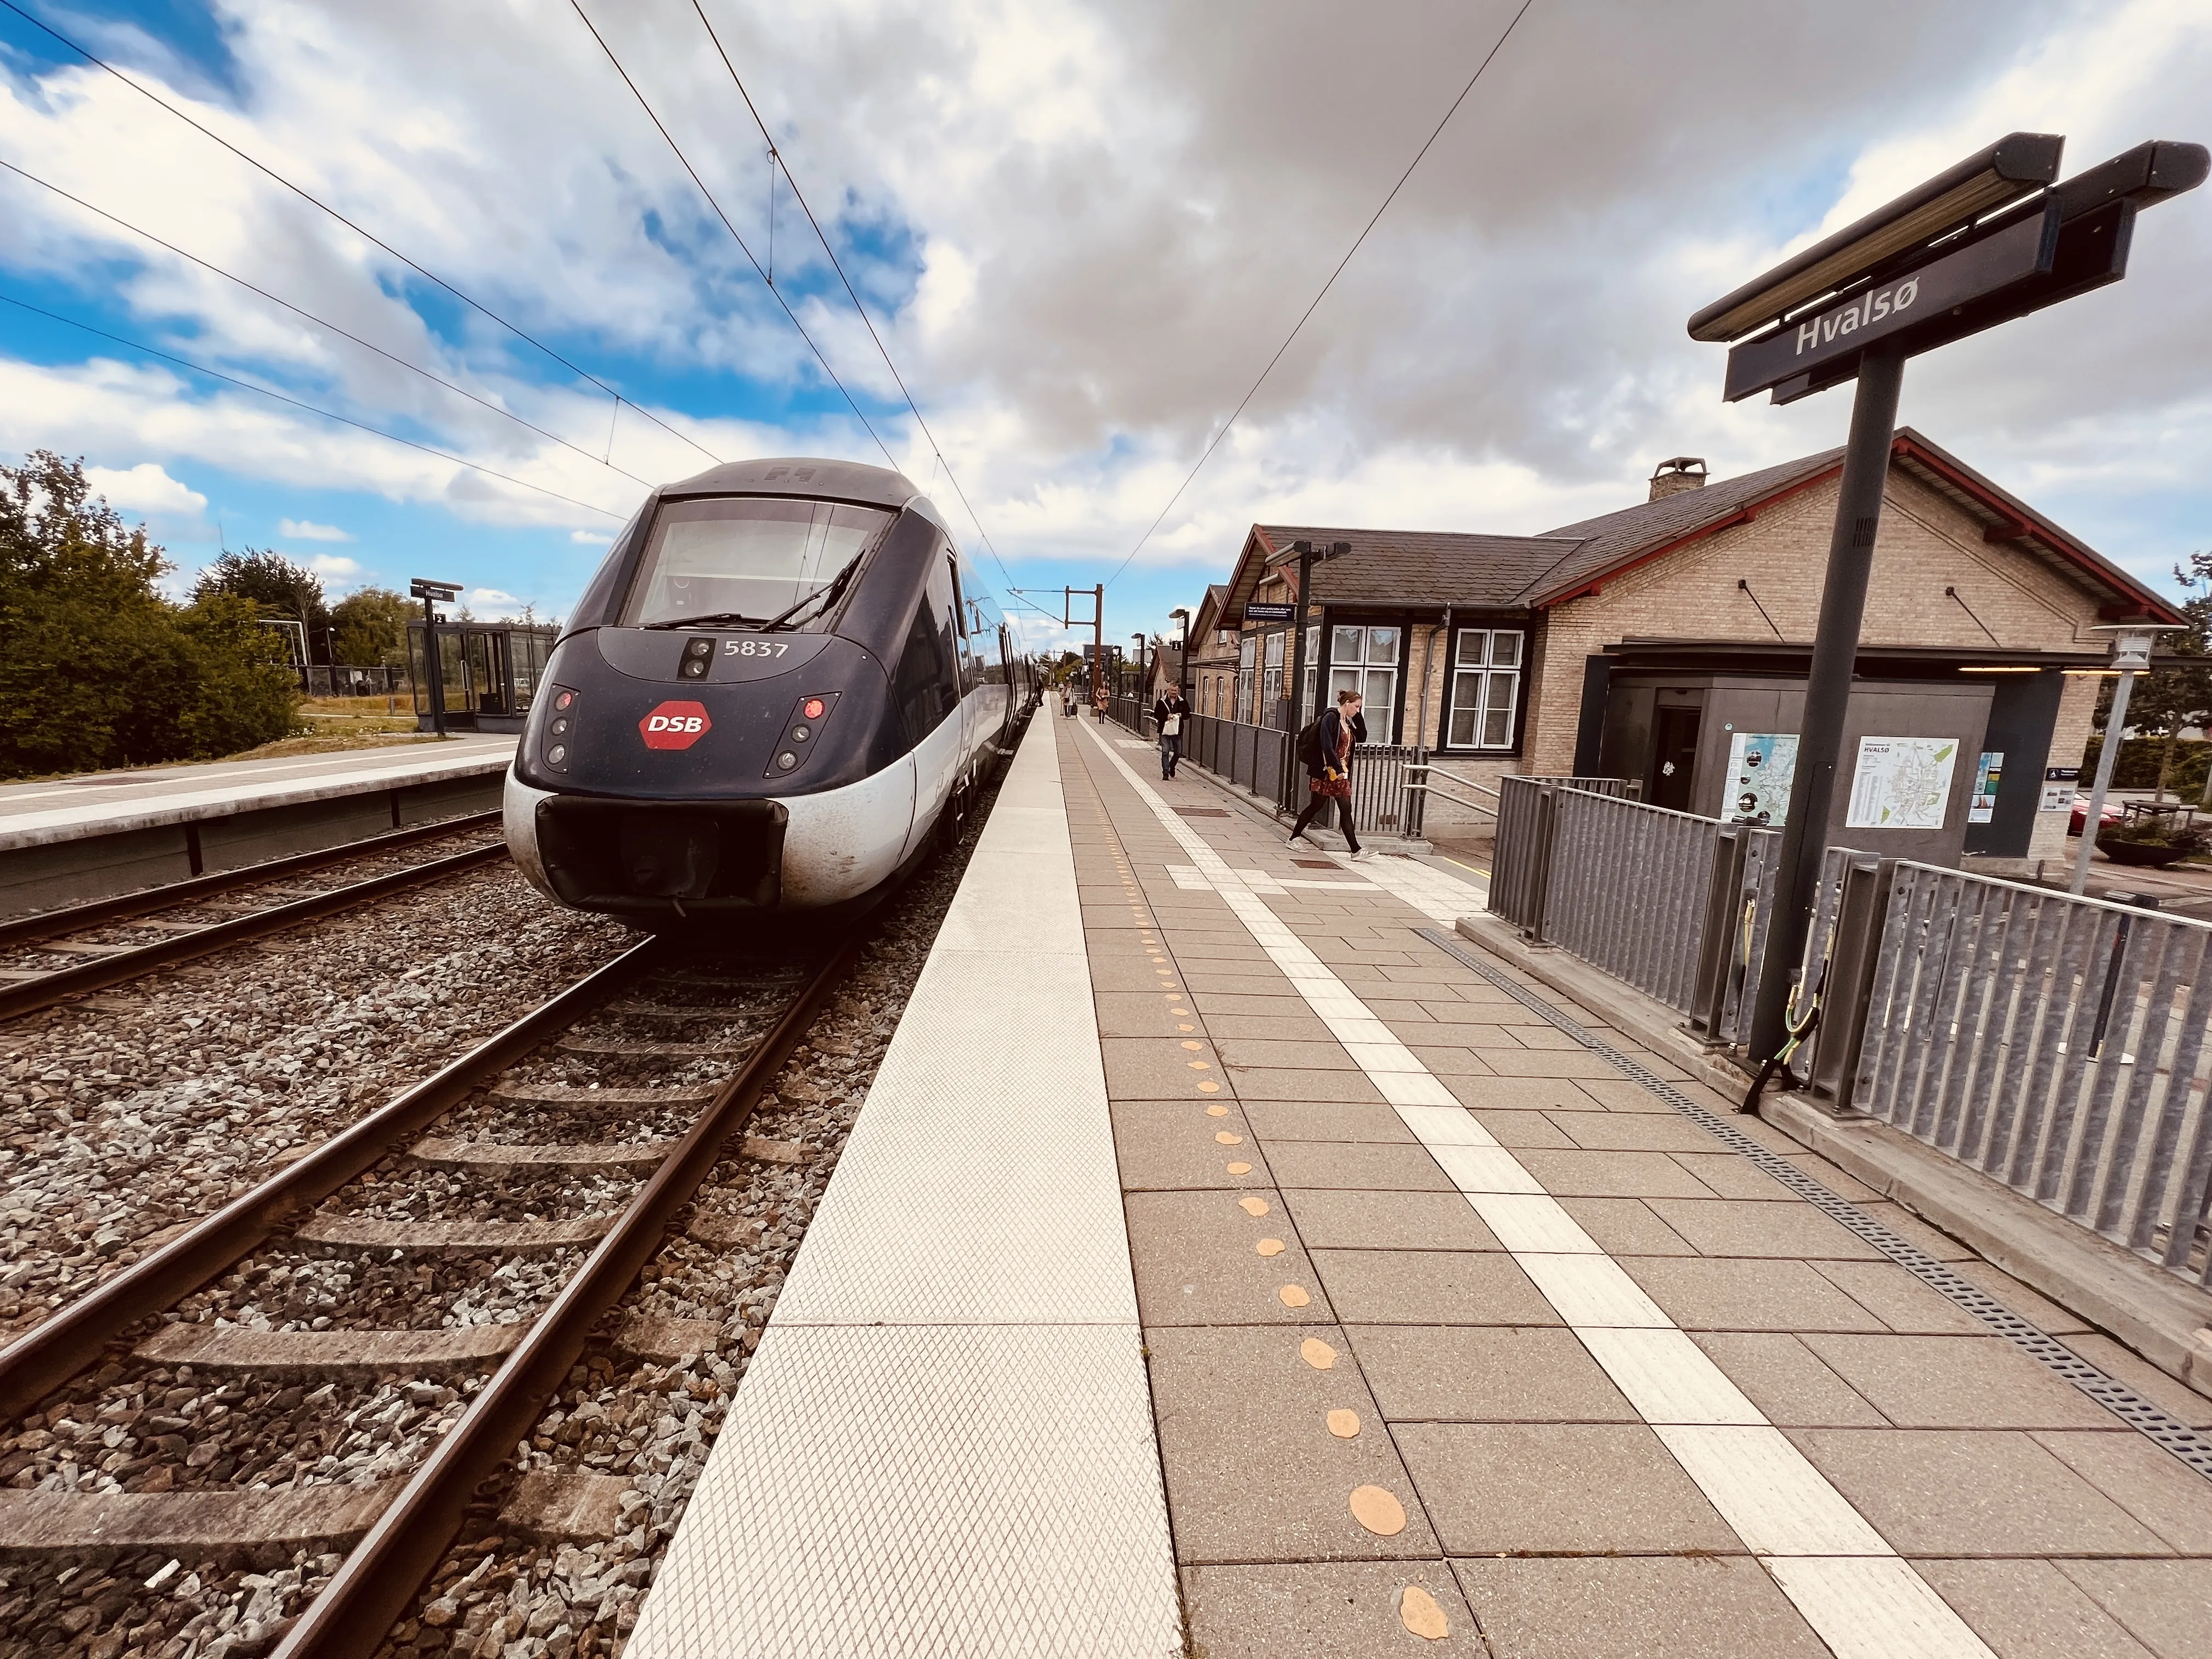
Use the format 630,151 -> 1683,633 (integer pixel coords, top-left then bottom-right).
639,701 -> 712,751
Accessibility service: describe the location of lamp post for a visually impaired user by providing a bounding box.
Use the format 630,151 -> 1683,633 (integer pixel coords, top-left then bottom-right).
1170,608 -> 1190,710
2069,624 -> 2182,895
1131,633 -> 1146,704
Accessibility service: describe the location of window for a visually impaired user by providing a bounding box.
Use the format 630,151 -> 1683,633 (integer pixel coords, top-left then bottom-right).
1262,630 -> 1285,719
1446,628 -> 1522,749
892,557 -> 960,743
1300,626 -> 1319,722
1236,633 -> 1256,723
1327,625 -> 1400,743
619,496 -> 891,629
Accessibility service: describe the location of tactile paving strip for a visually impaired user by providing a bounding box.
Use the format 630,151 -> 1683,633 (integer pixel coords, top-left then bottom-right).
1418,926 -> 2212,1483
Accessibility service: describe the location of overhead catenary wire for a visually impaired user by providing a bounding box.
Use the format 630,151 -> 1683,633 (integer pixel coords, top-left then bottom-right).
0,292 -> 626,520
1102,0 -> 1537,588
0,0 -> 723,469
0,157 -> 655,489
685,0 -> 1018,592
569,0 -> 903,475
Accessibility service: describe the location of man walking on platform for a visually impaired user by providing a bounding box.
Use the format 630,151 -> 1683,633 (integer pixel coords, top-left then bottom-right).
1153,684 -> 1189,780
1289,689 -> 1365,858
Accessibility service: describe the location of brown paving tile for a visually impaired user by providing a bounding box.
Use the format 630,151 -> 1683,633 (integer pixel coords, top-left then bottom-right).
1558,1076 -> 1679,1113
1513,1148 -> 1719,1198
1089,957 -> 1184,991
1124,1189 -> 1334,1326
1801,1334 -> 2120,1429
1472,1048 -> 1623,1079
1280,1188 -> 1497,1252
1092,991 -> 1197,1037
1787,1428 -> 2172,1555
1351,1325 -> 1634,1422
1466,1109 -> 1577,1149
1427,1076 -> 1599,1112
1182,972 -> 1297,996
1810,1260 -> 1991,1335
1229,1065 -> 1390,1104
1197,1013 -> 1333,1041
1101,1035 -> 1228,1099
1848,1200 -> 1978,1260
1904,1561 -> 2159,1659
1451,1558 -> 1829,1659
1541,1109 -> 1720,1154
1668,1152 -> 1792,1200
1144,1324 -> 1438,1563
1308,1248 -> 1559,1325
1555,1197 -> 1700,1256
1395,1423 -> 1740,1554
2033,1430 -> 2212,1553
1192,991 -> 1316,1018
1216,1037 -> 1359,1071
1180,1563 -> 1486,1659
1406,1045 -> 1504,1077
1688,1332 -> 1890,1426
1643,1197 -> 1885,1260
1949,1261 -> 2097,1337
1110,1099 -> 1274,1192
1620,1258 -> 1891,1332
1775,1150 -> 1884,1201
1242,1099 -> 1417,1143
2057,1560 -> 2212,1658
1263,1141 -> 1455,1192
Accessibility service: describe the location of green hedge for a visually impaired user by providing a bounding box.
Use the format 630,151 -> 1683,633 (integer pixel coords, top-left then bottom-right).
2076,735 -> 2211,798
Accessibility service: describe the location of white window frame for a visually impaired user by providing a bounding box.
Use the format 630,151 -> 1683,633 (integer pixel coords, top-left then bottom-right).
1325,625 -> 1401,744
1446,627 -> 1523,751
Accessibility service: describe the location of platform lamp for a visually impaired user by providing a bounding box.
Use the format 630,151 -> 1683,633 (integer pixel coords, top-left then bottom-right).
2069,623 -> 2185,895
1131,633 -> 1146,703
1170,608 -> 1191,710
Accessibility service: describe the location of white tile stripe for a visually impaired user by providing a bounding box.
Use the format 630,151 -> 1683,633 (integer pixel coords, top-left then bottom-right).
1078,722 -> 1993,1659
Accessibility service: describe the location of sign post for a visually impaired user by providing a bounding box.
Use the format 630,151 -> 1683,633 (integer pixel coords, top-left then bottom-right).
1687,134 -> 2205,1074
410,578 -> 463,738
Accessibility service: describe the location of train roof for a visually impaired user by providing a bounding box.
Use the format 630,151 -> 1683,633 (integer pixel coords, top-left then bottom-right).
660,456 -> 922,510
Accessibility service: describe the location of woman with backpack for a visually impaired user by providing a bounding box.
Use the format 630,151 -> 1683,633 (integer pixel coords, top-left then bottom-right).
1289,689 -> 1367,859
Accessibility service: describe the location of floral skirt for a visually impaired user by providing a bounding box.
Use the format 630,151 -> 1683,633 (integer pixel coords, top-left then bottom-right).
1308,774 -> 1351,800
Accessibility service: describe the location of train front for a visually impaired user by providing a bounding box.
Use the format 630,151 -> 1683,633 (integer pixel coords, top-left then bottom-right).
504,460 -> 936,922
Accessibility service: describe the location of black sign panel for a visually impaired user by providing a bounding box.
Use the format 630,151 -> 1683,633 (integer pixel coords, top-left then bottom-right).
1244,602 -> 1297,623
1725,204 -> 2058,402
410,578 -> 464,602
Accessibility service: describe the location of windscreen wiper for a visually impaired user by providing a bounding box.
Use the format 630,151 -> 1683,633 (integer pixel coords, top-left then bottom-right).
758,549 -> 867,633
641,611 -> 768,630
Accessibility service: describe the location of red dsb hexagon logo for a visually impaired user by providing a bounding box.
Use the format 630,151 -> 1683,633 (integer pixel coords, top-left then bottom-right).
639,701 -> 712,751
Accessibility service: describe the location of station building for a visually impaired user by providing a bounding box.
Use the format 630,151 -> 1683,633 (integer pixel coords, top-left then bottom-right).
1211,428 -> 2181,873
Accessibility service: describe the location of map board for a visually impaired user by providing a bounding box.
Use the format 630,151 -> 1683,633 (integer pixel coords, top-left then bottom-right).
1846,737 -> 1959,830
1724,732 -> 1797,825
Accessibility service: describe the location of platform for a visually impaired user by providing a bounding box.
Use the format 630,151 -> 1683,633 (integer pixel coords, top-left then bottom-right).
634,713 -> 2212,1658
0,737 -> 515,916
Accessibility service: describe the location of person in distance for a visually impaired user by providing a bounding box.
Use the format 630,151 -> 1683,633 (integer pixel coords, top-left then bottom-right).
1153,684 -> 1190,780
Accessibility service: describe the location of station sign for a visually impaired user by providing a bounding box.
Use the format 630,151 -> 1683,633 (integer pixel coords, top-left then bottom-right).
1244,602 -> 1297,623
410,578 -> 464,602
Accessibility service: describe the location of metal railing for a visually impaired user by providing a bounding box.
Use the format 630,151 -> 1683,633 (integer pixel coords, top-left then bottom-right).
1826,863 -> 2212,1288
1488,776 -> 1642,935
1180,713 -> 1297,812
1408,759 -> 1502,820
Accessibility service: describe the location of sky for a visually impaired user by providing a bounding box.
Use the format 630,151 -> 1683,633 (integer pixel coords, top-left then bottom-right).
1,0 -> 2207,654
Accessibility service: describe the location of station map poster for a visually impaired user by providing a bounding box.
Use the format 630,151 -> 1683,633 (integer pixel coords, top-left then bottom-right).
1968,751 -> 2004,824
1724,731 -> 1797,825
1846,736 -> 1959,830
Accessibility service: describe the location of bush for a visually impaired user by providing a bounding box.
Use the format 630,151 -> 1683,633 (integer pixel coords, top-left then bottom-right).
2097,812 -> 2210,855
0,450 -> 298,778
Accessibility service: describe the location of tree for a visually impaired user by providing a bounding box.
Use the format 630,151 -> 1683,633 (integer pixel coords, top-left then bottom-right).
0,451 -> 296,778
330,586 -> 413,667
2157,549 -> 2212,805
193,548 -> 329,658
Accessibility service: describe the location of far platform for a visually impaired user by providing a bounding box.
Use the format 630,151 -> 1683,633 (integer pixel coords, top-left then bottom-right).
0,737 -> 514,916
632,712 -> 2212,1659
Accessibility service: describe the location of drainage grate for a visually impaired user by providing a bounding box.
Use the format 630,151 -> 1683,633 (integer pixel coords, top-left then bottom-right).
1418,927 -> 2212,1483
1173,807 -> 1231,818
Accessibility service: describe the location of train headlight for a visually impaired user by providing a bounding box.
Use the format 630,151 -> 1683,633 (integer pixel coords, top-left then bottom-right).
540,685 -> 579,771
764,692 -> 839,779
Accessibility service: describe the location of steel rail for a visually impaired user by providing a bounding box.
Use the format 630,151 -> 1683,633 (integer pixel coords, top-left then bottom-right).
0,810 -> 502,952
0,842 -> 510,1022
0,940 -> 658,1419
273,930 -> 866,1659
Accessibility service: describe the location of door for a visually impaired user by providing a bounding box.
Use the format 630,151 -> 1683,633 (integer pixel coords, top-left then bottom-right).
1648,704 -> 1702,812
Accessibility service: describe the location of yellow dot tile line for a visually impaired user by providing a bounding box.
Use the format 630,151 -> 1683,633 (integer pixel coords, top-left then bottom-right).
1074,718 -> 1999,1659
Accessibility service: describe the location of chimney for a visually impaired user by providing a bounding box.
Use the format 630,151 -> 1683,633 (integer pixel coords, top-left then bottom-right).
1648,456 -> 1708,501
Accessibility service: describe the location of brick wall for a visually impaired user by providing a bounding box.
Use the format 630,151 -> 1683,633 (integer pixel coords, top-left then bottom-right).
1523,465 -> 2111,775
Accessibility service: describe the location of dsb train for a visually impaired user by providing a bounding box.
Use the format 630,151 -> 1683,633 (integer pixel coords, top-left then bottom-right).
504,458 -> 1039,921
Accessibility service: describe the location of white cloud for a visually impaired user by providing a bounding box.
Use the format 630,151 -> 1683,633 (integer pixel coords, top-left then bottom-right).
306,552 -> 363,578
570,529 -> 612,544
469,586 -> 522,608
280,518 -> 353,541
82,462 -> 205,516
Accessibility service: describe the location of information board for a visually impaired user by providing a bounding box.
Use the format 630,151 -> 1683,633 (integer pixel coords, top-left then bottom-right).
1846,737 -> 1959,830
1724,732 -> 1797,825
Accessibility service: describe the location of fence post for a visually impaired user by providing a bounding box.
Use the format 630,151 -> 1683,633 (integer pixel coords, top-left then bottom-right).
1688,828 -> 1750,1042
1525,785 -> 1560,945
1804,855 -> 1894,1115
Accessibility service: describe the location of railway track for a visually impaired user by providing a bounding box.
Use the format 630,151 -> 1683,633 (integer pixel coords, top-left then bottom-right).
0,906 -> 865,1657
0,813 -> 509,1023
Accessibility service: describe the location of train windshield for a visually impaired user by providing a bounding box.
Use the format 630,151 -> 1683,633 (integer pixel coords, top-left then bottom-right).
620,497 -> 894,631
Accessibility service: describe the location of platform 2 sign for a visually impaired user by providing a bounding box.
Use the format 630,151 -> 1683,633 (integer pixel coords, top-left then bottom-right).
1725,207 -> 2062,402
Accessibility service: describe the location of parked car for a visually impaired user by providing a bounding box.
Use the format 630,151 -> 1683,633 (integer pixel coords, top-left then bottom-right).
2069,794 -> 2128,835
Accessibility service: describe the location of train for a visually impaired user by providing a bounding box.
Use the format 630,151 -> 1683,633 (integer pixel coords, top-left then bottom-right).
504,457 -> 1040,922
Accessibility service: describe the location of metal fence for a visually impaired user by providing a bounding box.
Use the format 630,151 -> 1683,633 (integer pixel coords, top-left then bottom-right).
1488,776 -> 1641,935
1824,862 -> 2212,1288
297,664 -> 405,697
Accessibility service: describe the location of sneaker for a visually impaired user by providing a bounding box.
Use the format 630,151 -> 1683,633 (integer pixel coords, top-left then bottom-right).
1286,832 -> 1308,847
1349,848 -> 1374,861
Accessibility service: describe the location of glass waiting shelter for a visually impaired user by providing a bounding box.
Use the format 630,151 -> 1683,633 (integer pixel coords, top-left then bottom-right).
407,620 -> 557,733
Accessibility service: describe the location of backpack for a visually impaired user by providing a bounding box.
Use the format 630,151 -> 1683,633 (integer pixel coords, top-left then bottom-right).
1296,715 -> 1325,768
